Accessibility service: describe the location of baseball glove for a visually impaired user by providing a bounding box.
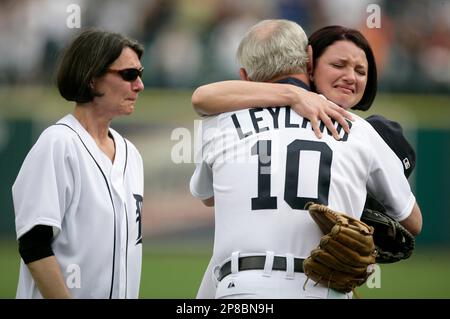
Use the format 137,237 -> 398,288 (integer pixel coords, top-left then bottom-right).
304,203 -> 377,293
361,208 -> 415,263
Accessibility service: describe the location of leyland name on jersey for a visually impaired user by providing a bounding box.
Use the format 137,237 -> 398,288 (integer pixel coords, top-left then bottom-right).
190,107 -> 415,262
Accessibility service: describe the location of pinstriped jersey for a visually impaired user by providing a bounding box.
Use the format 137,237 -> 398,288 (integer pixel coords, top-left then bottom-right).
13,114 -> 143,298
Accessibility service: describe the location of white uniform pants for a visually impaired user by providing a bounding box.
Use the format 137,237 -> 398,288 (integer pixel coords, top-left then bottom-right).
214,252 -> 352,299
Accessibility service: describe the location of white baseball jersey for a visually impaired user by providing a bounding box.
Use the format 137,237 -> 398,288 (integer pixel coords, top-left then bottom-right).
190,106 -> 415,298
13,114 -> 144,299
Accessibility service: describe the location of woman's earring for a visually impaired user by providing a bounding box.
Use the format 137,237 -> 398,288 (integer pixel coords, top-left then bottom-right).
309,73 -> 314,81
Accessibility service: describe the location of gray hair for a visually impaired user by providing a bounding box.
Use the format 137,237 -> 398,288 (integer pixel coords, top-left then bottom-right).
236,19 -> 308,82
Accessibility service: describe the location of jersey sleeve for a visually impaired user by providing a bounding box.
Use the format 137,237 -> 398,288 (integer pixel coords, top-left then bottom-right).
189,117 -> 219,200
190,161 -> 214,200
12,127 -> 76,239
365,124 -> 415,222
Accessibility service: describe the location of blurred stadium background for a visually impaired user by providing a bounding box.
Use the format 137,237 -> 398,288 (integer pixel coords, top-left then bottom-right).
0,0 -> 449,298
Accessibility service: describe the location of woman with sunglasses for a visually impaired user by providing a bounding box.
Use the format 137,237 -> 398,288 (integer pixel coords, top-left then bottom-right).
12,29 -> 145,298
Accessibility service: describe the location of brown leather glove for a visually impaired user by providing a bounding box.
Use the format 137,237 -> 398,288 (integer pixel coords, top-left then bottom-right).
304,203 -> 377,293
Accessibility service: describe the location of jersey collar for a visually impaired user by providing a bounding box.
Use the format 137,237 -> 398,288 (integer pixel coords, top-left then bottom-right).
275,77 -> 310,91
57,114 -> 127,175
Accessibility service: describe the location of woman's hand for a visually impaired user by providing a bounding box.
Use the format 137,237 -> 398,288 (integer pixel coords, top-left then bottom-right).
289,89 -> 353,140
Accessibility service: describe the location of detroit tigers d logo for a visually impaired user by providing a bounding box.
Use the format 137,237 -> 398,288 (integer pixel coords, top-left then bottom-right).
133,194 -> 143,245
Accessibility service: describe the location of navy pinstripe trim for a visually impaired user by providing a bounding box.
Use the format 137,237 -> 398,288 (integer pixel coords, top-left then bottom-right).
122,137 -> 129,298
124,204 -> 129,299
54,123 -> 117,299
123,137 -> 128,178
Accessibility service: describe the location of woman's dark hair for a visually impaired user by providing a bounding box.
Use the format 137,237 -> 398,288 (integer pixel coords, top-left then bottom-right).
308,26 -> 377,111
57,28 -> 144,103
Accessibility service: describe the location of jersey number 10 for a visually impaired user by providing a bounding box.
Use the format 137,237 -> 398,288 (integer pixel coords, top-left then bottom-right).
251,139 -> 332,210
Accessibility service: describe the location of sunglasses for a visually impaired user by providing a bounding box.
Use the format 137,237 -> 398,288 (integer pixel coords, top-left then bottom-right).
106,67 -> 144,82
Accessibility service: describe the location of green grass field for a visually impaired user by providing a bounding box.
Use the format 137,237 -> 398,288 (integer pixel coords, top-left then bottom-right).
1,240 -> 449,299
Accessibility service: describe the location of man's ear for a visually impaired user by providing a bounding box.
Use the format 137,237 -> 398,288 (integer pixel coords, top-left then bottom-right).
307,45 -> 314,80
89,79 -> 96,90
239,68 -> 249,81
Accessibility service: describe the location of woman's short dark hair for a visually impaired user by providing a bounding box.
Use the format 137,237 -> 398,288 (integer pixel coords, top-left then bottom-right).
57,28 -> 144,103
308,26 -> 377,111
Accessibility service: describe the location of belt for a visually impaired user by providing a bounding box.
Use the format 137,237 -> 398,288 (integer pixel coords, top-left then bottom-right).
218,256 -> 305,281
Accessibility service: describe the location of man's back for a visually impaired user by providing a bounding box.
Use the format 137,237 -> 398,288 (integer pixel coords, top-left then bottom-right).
191,106 -> 415,263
